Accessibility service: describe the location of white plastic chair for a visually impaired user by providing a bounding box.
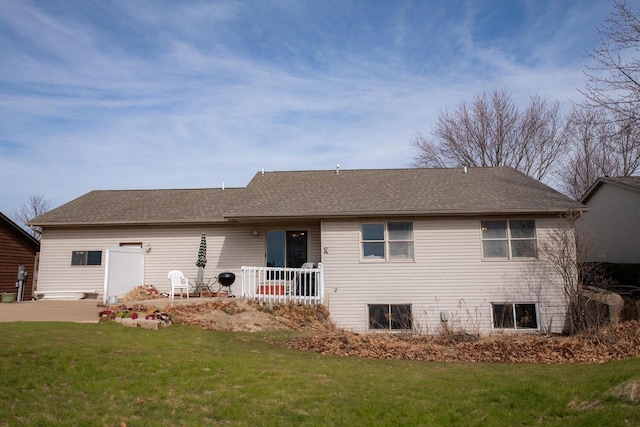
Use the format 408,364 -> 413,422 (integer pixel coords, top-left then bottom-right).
168,270 -> 189,300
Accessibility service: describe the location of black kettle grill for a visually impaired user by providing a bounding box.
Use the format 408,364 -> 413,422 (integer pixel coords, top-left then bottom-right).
217,272 -> 236,297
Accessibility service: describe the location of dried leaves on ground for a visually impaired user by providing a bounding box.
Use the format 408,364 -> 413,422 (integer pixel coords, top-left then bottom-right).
159,300 -> 640,364
286,321 -> 640,364
119,285 -> 164,302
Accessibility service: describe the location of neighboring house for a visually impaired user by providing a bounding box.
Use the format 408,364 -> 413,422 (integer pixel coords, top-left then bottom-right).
30,167 -> 585,334
578,176 -> 640,264
0,211 -> 40,300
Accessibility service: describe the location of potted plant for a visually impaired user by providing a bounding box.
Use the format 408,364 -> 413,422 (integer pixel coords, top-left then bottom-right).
2,292 -> 17,303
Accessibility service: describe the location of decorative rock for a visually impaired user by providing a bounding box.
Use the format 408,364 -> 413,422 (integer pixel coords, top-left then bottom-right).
137,319 -> 160,330
113,316 -> 163,329
121,318 -> 137,328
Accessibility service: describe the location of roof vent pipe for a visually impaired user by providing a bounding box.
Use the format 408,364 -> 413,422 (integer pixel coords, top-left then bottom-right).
222,182 -> 225,191
261,168 -> 265,175
336,163 -> 340,175
463,166 -> 468,175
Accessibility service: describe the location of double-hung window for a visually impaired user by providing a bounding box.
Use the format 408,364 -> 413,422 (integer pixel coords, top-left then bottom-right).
361,222 -> 414,261
481,220 -> 537,260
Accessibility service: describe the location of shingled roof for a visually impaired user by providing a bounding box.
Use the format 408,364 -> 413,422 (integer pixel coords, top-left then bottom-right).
228,167 -> 584,219
30,188 -> 244,226
580,176 -> 640,203
30,167 -> 585,226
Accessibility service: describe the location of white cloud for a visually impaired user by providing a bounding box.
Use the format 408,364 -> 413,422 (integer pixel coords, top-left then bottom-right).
0,0 -> 614,215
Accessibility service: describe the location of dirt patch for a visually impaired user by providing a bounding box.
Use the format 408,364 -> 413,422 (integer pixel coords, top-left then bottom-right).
567,398 -> 604,411
164,300 -> 333,333
609,380 -> 640,403
568,379 -> 640,415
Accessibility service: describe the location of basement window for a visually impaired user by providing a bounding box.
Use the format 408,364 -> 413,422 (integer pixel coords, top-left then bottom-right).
368,304 -> 413,330
71,250 -> 103,266
491,303 -> 538,330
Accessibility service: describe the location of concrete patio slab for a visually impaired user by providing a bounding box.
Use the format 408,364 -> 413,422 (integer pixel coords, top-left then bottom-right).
0,299 -> 102,323
0,296 -> 229,322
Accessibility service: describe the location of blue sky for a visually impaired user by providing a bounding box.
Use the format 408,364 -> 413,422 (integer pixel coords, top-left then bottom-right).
0,0 -> 616,217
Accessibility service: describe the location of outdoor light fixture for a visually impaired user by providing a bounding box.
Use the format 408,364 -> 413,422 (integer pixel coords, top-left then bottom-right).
251,230 -> 259,237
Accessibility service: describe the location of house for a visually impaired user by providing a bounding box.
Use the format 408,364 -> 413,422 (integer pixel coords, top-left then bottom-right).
0,211 -> 40,301
29,167 -> 585,334
578,176 -> 640,264
577,176 -> 640,298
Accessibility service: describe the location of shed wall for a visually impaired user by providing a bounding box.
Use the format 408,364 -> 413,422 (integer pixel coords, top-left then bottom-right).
0,221 -> 38,299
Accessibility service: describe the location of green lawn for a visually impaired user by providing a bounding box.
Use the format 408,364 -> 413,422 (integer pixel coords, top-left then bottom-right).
0,322 -> 638,426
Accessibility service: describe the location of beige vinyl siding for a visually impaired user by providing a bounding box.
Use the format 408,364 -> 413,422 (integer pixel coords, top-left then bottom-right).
579,183 -> 640,263
38,233 -> 106,294
321,217 -> 567,335
38,222 -> 321,296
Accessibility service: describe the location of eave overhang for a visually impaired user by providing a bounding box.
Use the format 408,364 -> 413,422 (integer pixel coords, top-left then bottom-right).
223,207 -> 588,222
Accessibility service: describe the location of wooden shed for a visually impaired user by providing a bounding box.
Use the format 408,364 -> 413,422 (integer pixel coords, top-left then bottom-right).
0,211 -> 40,300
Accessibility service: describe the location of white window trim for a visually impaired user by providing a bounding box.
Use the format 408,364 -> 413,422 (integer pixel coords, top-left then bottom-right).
490,302 -> 540,331
360,221 -> 415,262
481,219 -> 538,261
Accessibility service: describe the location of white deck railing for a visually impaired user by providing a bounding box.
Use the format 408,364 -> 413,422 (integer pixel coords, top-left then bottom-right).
241,263 -> 324,305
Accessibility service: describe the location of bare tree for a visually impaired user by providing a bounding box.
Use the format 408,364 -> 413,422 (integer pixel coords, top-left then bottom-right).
580,0 -> 640,124
540,213 -> 614,334
540,214 -> 582,334
559,108 -> 616,199
612,114 -> 640,174
560,1 -> 640,200
558,106 -> 640,199
411,88 -> 570,181
14,194 -> 51,240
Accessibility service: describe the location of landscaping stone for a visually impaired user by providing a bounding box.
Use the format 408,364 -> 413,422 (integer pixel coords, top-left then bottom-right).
137,319 -> 160,330
121,318 -> 137,328
112,316 -> 162,330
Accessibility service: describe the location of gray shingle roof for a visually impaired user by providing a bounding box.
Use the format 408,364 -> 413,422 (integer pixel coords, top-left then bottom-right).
604,176 -> 640,188
30,188 -> 243,226
581,176 -> 640,203
30,167 -> 585,226
228,167 -> 584,219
